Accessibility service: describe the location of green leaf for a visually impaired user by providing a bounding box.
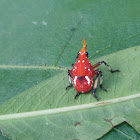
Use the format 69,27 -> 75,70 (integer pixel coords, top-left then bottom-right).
0,46 -> 140,139
0,0 -> 140,104
0,0 -> 140,66
0,69 -> 61,105
0,0 -> 140,105
100,122 -> 140,140
0,130 -> 9,140
0,0 -> 140,139
99,122 -> 140,140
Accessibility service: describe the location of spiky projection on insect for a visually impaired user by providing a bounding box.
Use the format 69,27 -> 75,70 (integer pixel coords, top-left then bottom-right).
66,38 -> 119,100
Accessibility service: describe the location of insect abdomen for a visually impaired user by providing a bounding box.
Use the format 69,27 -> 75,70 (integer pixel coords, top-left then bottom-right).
73,76 -> 93,93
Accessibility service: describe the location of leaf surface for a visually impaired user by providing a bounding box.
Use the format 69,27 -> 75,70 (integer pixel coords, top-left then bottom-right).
0,0 -> 140,139
99,122 -> 140,140
0,0 -> 140,105
0,0 -> 140,66
0,46 -> 140,139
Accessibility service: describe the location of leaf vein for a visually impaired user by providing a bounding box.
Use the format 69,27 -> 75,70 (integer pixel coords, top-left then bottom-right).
89,33 -> 140,59
114,127 -> 136,140
0,65 -> 68,71
53,17 -> 83,66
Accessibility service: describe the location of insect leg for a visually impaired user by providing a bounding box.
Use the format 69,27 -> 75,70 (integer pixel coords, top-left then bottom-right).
98,70 -> 107,91
75,92 -> 80,99
93,71 -> 99,100
93,61 -> 120,73
65,70 -> 73,90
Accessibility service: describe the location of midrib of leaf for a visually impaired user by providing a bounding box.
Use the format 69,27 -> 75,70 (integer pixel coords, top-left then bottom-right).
0,93 -> 140,121
0,64 -> 68,71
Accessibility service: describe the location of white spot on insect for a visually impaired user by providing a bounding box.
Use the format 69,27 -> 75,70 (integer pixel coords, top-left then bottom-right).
100,77 -> 103,84
42,21 -> 47,26
74,76 -> 78,85
32,21 -> 37,25
94,78 -> 98,88
81,52 -> 85,55
73,69 -> 75,71
81,91 -> 84,93
85,76 -> 90,85
88,69 -> 90,71
75,66 -> 77,69
85,67 -> 87,69
82,60 -> 84,63
78,60 -> 80,63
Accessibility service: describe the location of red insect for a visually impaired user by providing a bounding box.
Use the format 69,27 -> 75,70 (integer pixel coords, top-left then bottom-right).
66,38 -> 119,100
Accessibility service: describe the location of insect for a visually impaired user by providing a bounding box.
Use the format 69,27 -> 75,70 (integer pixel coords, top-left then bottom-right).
66,38 -> 119,100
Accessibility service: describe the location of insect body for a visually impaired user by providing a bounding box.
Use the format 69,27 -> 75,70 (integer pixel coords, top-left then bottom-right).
66,38 -> 119,100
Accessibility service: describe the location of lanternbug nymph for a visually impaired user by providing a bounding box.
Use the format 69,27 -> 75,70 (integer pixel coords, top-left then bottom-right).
66,38 -> 119,100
